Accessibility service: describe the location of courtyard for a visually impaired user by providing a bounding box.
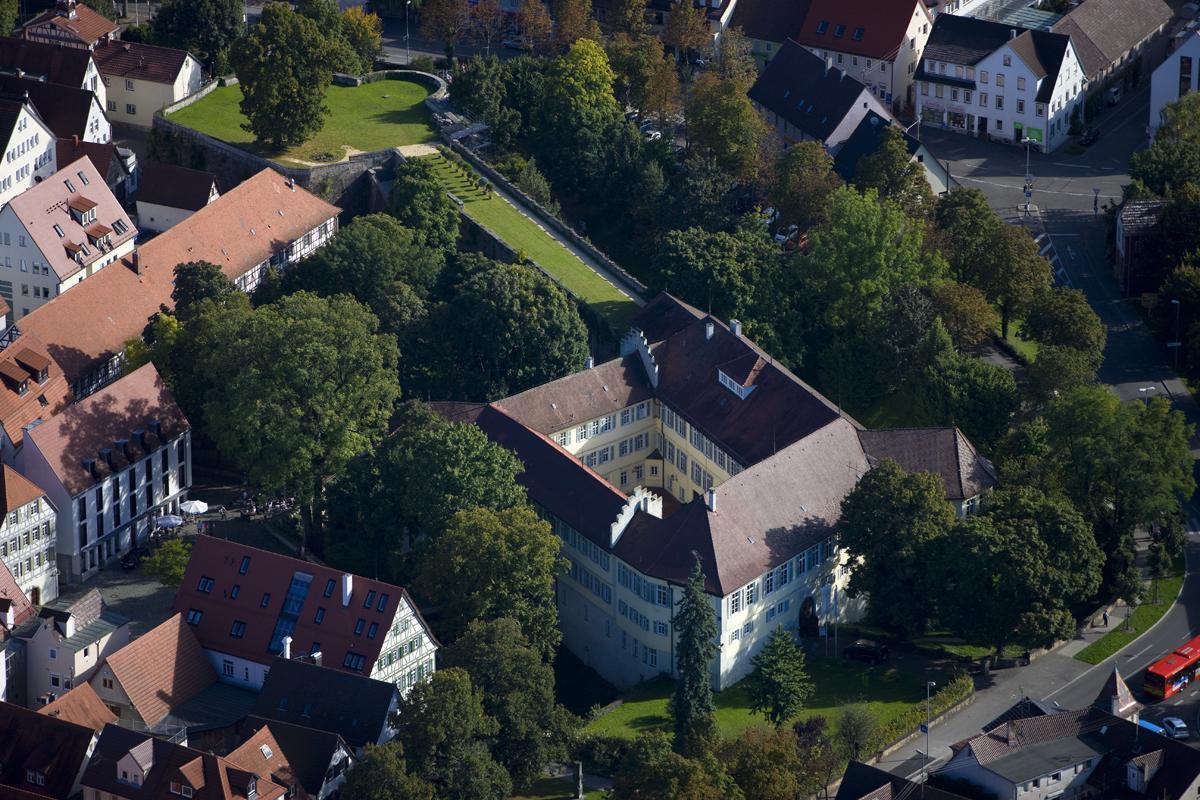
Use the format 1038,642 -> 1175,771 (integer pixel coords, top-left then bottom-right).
166,78 -> 437,165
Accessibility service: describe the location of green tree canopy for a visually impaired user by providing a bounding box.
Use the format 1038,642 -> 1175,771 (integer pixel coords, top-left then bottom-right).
613,732 -> 742,800
392,668 -> 511,800
746,627 -> 814,727
552,0 -> 601,48
152,0 -> 243,72
415,507 -> 566,658
387,157 -> 461,256
1022,287 -> 1106,359
838,459 -> 955,638
671,559 -> 719,758
230,3 -> 334,148
1130,138 -> 1200,196
440,618 -> 576,788
662,0 -> 708,55
172,261 -> 236,321
719,727 -> 802,800
926,348 -> 1020,451
770,141 -> 842,231
963,222 -> 1052,338
685,72 -> 767,182
203,292 -> 399,550
144,539 -> 191,586
855,125 -> 933,218
340,743 -> 435,800
929,282 -> 998,349
1156,92 -> 1200,145
341,6 -> 384,73
932,187 -> 1002,281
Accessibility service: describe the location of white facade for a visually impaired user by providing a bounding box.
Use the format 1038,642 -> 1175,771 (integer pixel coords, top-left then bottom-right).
758,84 -> 891,151
235,215 -> 338,293
135,182 -> 218,234
81,97 -> 111,143
101,54 -> 203,129
21,612 -> 131,706
18,430 -> 191,585
1150,32 -> 1200,137
0,105 -> 57,207
917,37 -> 1086,152
0,493 -> 58,606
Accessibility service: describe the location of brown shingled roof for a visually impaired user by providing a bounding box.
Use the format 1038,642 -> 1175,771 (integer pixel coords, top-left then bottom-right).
0,331 -> 73,451
136,160 -> 218,212
496,354 -> 653,434
857,427 -> 996,500
792,0 -> 931,60
23,3 -> 118,47
0,35 -> 94,87
103,613 -> 217,727
38,682 -> 118,731
226,725 -> 310,800
0,464 -> 48,518
729,0 -> 812,45
0,700 -> 97,798
91,38 -> 192,84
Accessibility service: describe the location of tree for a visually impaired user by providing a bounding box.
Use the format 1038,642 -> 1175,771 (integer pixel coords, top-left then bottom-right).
0,0 -> 18,38
143,539 -> 191,586
419,0 -> 471,61
429,259 -> 589,399
714,26 -> 757,92
1022,287 -> 1106,358
340,744 -> 435,800
1156,92 -> 1200,145
516,0 -> 554,54
770,141 -> 842,230
607,32 -> 664,111
121,23 -> 153,42
204,293 -> 399,551
388,157 -> 461,256
719,727 -> 802,800
1130,138 -> 1200,196
837,460 -> 955,638
123,313 -> 184,385
152,0 -> 243,73
855,125 -> 933,218
415,507 -> 566,658
671,559 -> 719,758
612,0 -> 648,35
936,488 -> 1102,653
685,72 -> 766,182
673,152 -> 735,231
662,0 -> 708,57
553,0 -> 600,48
1025,344 -> 1101,404
966,222 -> 1052,338
794,717 -> 843,799
837,704 -> 877,762
613,732 -> 741,800
927,350 -> 1020,450
172,261 -> 235,321
393,668 -> 511,800
929,282 -> 998,349
654,220 -> 779,324
643,51 -> 683,125
341,6 -> 384,73
746,627 -> 814,726
230,3 -> 333,149
469,0 -> 505,55
932,187 -> 1001,282
441,619 -> 576,788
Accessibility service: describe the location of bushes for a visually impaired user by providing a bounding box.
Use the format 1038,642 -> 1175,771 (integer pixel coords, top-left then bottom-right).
574,732 -> 633,774
871,672 -> 973,755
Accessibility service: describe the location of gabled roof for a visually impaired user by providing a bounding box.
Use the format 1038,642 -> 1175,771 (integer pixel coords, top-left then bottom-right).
18,168 -> 340,386
495,354 -> 653,435
103,613 -> 217,727
1051,0 -> 1171,81
91,38 -> 193,84
250,657 -> 397,749
728,0 -> 812,45
0,73 -> 99,140
227,722 -> 324,800
172,535 -> 432,675
982,697 -> 1063,733
919,13 -> 1017,67
25,361 -> 189,496
0,464 -> 47,521
792,0 -> 930,61
240,718 -> 346,798
834,761 -> 971,800
38,682 -> 118,731
0,557 -> 32,636
857,427 -> 996,500
23,2 -> 118,48
1006,29 -> 1069,103
6,156 -> 137,282
0,700 -> 97,799
136,160 -> 218,212
833,112 -> 921,183
1092,666 -> 1141,719
55,138 -> 134,185
0,331 -> 73,451
749,39 -> 877,142
0,35 -> 93,86
83,724 -> 287,800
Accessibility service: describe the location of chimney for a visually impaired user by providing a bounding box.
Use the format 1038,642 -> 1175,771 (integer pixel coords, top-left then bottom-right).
705,488 -> 717,512
311,649 -> 322,666
585,356 -> 594,369
705,321 -> 714,341
132,250 -> 142,275
72,134 -> 79,147
341,573 -> 353,607
1010,28 -> 1017,39
824,56 -> 833,76
281,635 -> 292,659
100,447 -> 113,467
729,319 -> 742,337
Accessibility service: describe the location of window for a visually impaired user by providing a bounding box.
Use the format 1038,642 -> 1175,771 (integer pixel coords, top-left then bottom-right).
1017,76 -> 1026,91
343,652 -> 366,671
186,608 -> 202,625
745,581 -> 758,605
314,607 -> 325,624
77,170 -> 88,186
364,589 -> 376,608
980,70 -> 988,83
921,81 -> 928,96
367,622 -> 378,639
197,575 -> 214,593
655,621 -> 669,636
1017,99 -> 1025,114
996,73 -> 1005,87
1181,56 -> 1193,97
324,578 -> 336,597
126,103 -> 136,115
1003,54 -> 1011,67
355,618 -> 365,635
261,592 -> 271,608
833,23 -> 844,37
230,584 -> 240,599
239,555 -> 251,574
815,20 -> 828,33
996,95 -> 1004,109
853,26 -> 863,41
223,660 -> 234,677
730,589 -> 743,614
125,79 -> 134,90
230,620 -> 247,638
1036,102 -> 1045,117
742,621 -> 753,636
730,628 -> 740,643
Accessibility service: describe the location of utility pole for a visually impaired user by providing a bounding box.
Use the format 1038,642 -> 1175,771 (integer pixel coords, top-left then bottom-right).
405,0 -> 412,65
923,680 -> 936,796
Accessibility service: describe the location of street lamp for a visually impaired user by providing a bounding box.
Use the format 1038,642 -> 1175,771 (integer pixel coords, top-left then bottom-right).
1172,299 -> 1182,370
1139,386 -> 1157,407
1021,136 -> 1037,210
924,680 -> 936,786
405,0 -> 412,66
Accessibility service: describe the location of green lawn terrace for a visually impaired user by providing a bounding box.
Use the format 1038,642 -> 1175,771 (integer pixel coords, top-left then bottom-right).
166,79 -> 438,166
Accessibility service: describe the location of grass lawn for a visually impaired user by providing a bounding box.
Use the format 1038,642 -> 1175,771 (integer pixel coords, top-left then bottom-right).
998,321 -> 1039,362
1075,567 -> 1187,665
167,79 -> 436,164
585,656 -> 925,741
426,153 -> 640,330
512,777 -> 604,800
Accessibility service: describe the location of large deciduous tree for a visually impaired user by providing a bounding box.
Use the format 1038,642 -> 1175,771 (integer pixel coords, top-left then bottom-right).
230,3 -> 333,149
340,744 -> 435,800
746,627 -> 814,727
388,158 -> 461,256
719,727 -> 802,800
929,282 -> 998,349
419,0 -> 471,61
855,125 -> 934,219
171,261 -> 235,321
671,559 -> 719,758
770,141 -> 842,230
204,292 -> 399,551
613,733 -> 741,800
341,6 -> 384,73
415,507 -> 566,659
553,0 -> 600,48
1022,287 -> 1107,359
967,222 -> 1052,338
516,0 -> 554,53
838,460 -> 955,638
662,0 -> 708,57
685,72 -> 766,182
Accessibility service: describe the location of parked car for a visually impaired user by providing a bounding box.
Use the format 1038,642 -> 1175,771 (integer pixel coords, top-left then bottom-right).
774,223 -> 798,244
1080,126 -> 1101,146
762,206 -> 780,226
843,639 -> 890,664
1163,717 -> 1191,739
644,130 -> 662,141
1107,86 -> 1122,105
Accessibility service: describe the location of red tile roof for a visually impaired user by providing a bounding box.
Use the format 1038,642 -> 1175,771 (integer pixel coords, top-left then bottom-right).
0,331 -> 73,451
92,38 -> 193,84
37,682 -> 118,731
791,0 -> 929,61
24,361 -> 189,496
226,725 -> 309,800
23,2 -> 118,48
18,168 -> 340,386
0,700 -> 97,798
172,535 -> 431,675
102,613 -> 217,727
0,556 -> 32,635
0,464 -> 48,517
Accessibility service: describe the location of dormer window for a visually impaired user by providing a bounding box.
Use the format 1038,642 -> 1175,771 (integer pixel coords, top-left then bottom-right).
112,219 -> 128,235
64,178 -> 75,193
853,27 -> 864,40
718,370 -> 753,400
815,20 -> 828,34
77,170 -> 89,186
833,23 -> 845,37
52,224 -> 63,238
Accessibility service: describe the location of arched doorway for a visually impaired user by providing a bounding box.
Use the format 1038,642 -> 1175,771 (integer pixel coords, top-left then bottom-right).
799,596 -> 818,638
29,587 -> 40,606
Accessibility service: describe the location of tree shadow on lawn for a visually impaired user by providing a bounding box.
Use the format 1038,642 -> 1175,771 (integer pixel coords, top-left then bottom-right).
366,106 -> 437,128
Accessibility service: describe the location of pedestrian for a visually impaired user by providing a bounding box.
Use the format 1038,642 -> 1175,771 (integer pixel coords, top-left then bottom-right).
1103,610 -> 1109,627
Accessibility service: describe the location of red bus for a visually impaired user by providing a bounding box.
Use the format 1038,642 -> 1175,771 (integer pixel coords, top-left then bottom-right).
1144,634 -> 1200,700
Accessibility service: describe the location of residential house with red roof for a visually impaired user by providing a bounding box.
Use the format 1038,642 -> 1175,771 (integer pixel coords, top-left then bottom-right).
227,719 -> 354,800
0,329 -> 74,466
135,161 -> 219,234
0,35 -> 106,109
442,293 -> 996,689
0,463 -> 59,606
17,362 -> 192,583
172,535 -> 437,693
56,137 -> 139,203
790,0 -> 933,111
92,39 -> 203,129
21,0 -> 119,51
0,700 -> 100,799
0,94 -> 58,208
38,682 -> 118,731
0,156 -> 136,319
